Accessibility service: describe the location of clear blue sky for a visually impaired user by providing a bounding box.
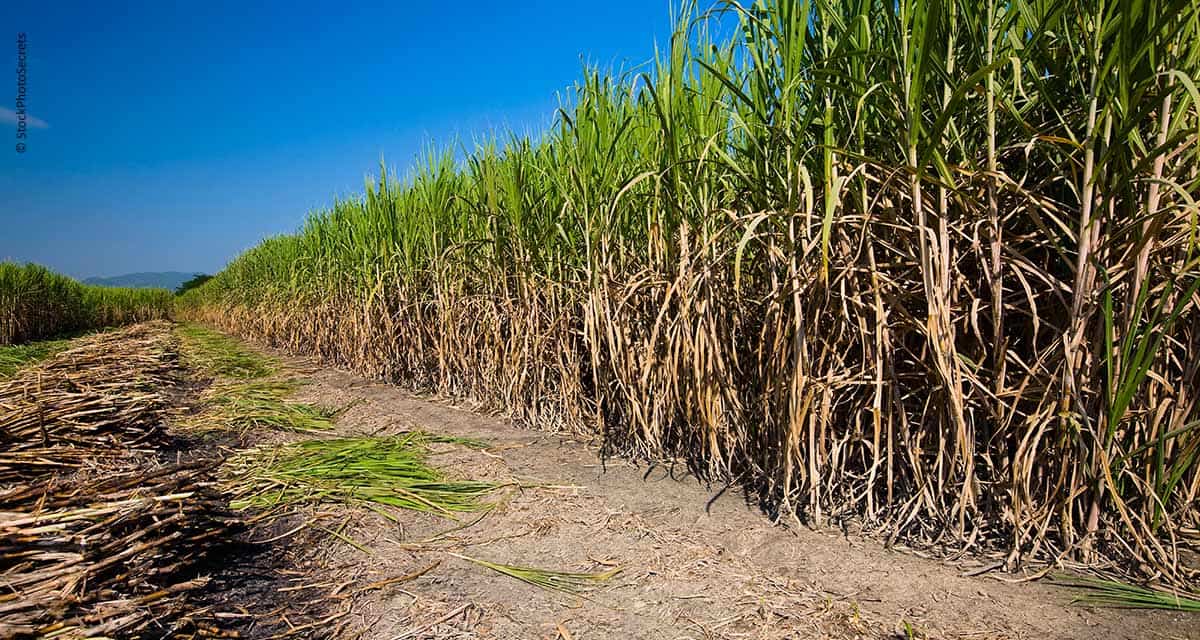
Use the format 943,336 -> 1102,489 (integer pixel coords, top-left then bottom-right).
0,1 -> 676,279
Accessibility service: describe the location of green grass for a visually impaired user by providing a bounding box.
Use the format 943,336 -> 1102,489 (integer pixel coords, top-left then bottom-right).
224,434 -> 499,516
448,553 -> 620,595
0,337 -> 74,378
176,323 -> 275,378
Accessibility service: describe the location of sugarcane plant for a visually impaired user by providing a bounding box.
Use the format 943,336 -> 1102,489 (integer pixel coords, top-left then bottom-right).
176,0 -> 1200,589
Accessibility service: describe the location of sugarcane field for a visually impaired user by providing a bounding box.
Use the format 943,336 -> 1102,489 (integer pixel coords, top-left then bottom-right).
3,1 -> 1200,638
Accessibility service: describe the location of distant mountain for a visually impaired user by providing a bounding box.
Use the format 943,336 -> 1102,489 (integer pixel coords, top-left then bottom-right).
82,271 -> 200,290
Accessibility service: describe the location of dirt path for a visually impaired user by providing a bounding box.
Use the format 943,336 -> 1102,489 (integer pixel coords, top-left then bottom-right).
251,348 -> 1197,640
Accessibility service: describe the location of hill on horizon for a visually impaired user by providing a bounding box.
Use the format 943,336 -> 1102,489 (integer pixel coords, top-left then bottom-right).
83,271 -> 201,290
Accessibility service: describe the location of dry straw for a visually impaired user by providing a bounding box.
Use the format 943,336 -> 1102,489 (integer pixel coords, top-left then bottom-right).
0,323 -> 180,482
0,323 -> 239,638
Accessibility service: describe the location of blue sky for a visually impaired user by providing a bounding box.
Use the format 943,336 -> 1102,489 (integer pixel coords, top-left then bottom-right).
0,1 -> 676,278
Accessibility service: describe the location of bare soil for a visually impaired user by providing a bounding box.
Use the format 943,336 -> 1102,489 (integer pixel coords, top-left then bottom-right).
245,349 -> 1198,640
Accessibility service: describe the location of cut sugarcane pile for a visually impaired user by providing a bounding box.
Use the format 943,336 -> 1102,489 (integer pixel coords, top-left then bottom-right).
0,323 -> 180,484
0,322 -> 242,639
0,461 -> 237,638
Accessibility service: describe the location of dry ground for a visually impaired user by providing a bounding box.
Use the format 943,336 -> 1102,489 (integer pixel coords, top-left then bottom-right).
237,346 -> 1197,640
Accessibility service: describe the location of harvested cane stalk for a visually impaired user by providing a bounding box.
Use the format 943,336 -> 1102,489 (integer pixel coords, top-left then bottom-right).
0,322 -> 180,484
0,322 -> 244,639
0,461 -> 240,639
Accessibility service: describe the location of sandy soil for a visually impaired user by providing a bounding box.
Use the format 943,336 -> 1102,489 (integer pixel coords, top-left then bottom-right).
241,349 -> 1199,640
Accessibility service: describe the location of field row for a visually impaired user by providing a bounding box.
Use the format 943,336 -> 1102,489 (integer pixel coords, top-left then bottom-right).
176,0 -> 1200,588
0,262 -> 172,344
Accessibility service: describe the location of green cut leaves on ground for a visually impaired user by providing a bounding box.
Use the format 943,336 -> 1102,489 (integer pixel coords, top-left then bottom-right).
1055,574 -> 1200,611
224,434 -> 499,516
176,323 -> 275,379
392,429 -> 491,451
182,378 -> 337,434
448,553 -> 621,594
174,323 -> 333,435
